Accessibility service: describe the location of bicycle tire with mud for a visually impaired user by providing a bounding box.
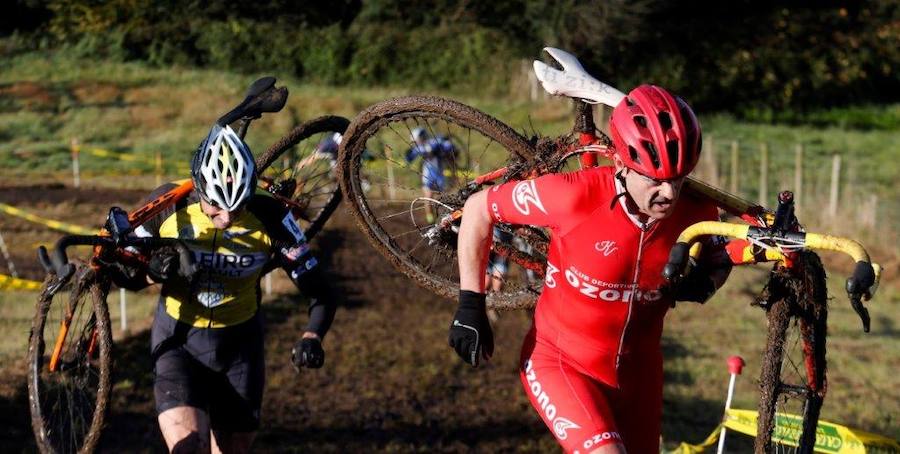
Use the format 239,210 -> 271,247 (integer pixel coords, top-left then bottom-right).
337,96 -> 538,309
755,251 -> 828,454
27,267 -> 113,454
256,115 -> 350,241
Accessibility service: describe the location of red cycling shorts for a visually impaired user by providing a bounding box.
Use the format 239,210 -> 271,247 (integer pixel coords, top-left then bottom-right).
518,328 -> 663,454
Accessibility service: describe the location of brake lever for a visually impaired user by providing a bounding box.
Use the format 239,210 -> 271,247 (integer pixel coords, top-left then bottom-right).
849,293 -> 871,333
37,245 -> 76,295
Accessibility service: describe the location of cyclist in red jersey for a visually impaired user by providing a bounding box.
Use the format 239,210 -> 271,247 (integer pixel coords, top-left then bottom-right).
449,85 -> 732,453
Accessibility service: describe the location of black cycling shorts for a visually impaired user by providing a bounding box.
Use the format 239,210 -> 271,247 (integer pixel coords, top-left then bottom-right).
151,304 -> 265,432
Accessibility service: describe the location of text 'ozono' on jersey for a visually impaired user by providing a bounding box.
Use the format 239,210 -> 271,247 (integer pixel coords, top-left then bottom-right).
485,166 -> 720,388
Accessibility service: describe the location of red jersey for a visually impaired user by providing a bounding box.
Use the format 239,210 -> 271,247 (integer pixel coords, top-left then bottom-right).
486,166 -> 719,387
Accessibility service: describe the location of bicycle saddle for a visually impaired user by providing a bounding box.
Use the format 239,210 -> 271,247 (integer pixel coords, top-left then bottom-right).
533,47 -> 626,108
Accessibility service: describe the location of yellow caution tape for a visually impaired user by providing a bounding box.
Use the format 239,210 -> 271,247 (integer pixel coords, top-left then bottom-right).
667,409 -> 900,453
0,273 -> 42,291
0,203 -> 97,235
83,148 -> 190,173
666,425 -> 722,453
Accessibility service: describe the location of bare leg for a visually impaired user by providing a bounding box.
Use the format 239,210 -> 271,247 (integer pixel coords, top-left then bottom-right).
158,406 -> 211,453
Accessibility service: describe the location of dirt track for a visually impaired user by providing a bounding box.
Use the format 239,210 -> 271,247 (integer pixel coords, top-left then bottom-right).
0,185 -> 728,452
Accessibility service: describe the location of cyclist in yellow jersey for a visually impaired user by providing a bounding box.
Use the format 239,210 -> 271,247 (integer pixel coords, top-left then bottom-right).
114,124 -> 336,453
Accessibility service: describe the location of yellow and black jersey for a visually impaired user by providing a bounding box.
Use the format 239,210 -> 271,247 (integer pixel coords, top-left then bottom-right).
138,182 -> 319,328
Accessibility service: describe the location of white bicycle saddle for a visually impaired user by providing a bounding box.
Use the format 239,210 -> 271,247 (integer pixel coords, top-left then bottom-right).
532,47 -> 626,108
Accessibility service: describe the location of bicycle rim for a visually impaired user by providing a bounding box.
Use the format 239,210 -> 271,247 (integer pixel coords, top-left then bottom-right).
337,96 -> 542,310
27,266 -> 113,454
255,115 -> 350,241
755,251 -> 828,454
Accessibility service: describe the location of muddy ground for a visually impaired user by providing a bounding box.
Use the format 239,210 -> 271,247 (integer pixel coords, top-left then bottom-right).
0,185 -> 727,452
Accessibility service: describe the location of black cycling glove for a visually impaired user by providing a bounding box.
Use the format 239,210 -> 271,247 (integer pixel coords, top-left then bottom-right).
667,262 -> 720,304
108,263 -> 148,291
147,251 -> 180,283
291,337 -> 325,370
448,290 -> 494,367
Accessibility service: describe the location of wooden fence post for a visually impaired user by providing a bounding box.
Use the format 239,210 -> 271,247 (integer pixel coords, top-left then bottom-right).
119,288 -> 127,332
730,141 -> 739,194
861,194 -> 878,227
702,135 -> 719,186
794,144 -> 803,211
156,152 -> 163,187
70,138 -> 81,188
759,142 -> 768,205
828,154 -> 841,218
0,229 -> 18,278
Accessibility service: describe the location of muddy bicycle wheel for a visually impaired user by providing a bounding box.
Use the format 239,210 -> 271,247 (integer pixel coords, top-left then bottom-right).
256,115 -> 350,241
28,266 -> 113,454
337,96 -> 543,310
755,251 -> 828,454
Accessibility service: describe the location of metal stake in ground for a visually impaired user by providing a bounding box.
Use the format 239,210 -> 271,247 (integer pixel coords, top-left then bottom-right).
717,355 -> 745,454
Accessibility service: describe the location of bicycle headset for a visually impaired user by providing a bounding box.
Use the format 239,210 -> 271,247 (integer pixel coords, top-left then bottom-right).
191,124 -> 257,211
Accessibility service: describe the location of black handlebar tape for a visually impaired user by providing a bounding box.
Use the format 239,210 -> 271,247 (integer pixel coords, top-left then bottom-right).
662,242 -> 691,281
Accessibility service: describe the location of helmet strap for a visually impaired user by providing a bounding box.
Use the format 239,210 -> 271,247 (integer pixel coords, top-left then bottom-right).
609,169 -> 630,210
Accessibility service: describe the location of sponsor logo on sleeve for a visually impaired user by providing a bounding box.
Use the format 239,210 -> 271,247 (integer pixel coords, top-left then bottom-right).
281,213 -> 306,242
281,244 -> 311,261
490,202 -> 504,222
290,257 -> 318,280
223,228 -> 252,240
512,180 -> 547,216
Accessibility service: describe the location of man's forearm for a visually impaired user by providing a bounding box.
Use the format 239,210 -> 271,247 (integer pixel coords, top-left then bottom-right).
458,190 -> 494,293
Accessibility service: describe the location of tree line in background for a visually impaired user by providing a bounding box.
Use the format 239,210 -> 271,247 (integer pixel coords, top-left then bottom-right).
2,0 -> 898,120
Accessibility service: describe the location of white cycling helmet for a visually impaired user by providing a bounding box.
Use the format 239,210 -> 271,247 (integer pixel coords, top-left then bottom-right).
191,124 -> 256,211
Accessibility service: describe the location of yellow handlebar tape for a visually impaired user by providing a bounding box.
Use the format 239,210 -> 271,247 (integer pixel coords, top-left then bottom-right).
676,221 -> 877,271
676,221 -> 750,244
0,273 -> 42,291
0,203 -> 97,235
804,233 -> 870,263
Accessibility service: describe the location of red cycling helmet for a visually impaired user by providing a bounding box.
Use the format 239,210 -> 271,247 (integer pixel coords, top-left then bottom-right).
609,84 -> 701,180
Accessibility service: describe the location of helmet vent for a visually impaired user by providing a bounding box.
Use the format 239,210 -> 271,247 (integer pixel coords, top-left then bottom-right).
666,140 -> 679,168
658,112 -> 672,131
634,115 -> 647,128
628,145 -> 640,163
642,141 -> 660,168
625,97 -> 635,107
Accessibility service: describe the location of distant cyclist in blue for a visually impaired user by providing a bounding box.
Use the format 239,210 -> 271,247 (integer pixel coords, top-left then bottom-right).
405,127 -> 457,222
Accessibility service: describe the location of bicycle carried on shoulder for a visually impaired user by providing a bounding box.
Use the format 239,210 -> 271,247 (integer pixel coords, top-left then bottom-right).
27,76 -> 349,454
336,48 -> 882,453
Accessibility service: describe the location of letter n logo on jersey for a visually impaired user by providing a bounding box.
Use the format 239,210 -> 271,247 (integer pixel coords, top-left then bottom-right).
512,180 -> 547,216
